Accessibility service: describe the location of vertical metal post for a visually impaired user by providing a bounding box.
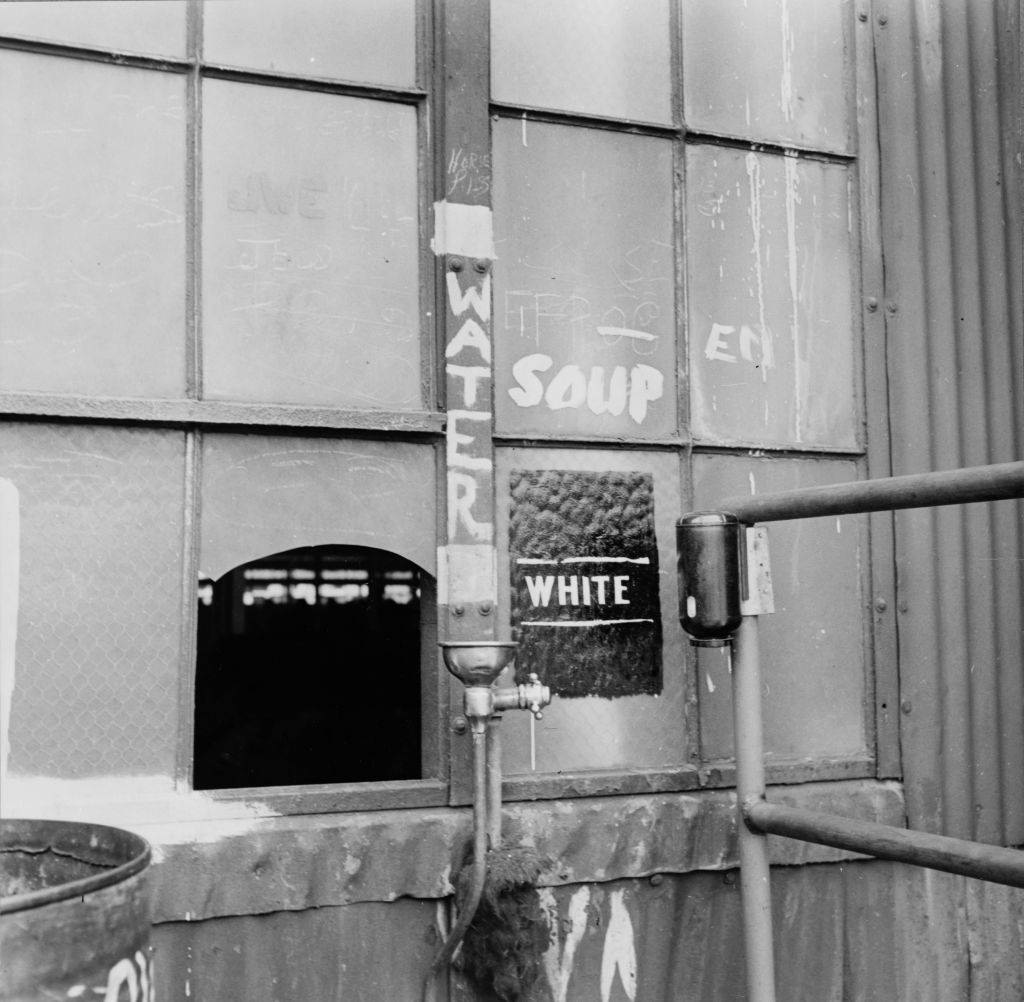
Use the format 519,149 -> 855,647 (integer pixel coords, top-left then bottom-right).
731,614 -> 777,1002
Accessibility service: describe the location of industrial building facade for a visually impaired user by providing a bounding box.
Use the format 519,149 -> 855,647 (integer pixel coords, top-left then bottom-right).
0,1 -> 1021,998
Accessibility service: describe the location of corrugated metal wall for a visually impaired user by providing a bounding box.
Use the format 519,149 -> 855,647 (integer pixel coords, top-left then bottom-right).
874,0 -> 1024,843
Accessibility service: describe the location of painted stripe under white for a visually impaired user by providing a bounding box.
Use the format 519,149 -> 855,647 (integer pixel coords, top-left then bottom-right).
0,479 -> 18,794
596,325 -> 658,342
431,200 -> 495,260
561,556 -> 651,565
515,556 -> 651,565
522,619 -> 654,628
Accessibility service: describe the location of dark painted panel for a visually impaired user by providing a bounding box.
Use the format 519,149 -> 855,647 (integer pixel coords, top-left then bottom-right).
493,121 -> 677,440
202,81 -> 420,409
509,469 -> 662,699
491,0 -> 673,125
0,52 -> 186,398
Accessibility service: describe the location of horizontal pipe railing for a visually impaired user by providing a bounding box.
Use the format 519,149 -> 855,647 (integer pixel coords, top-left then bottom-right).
745,801 -> 1024,889
719,460 -> 1024,524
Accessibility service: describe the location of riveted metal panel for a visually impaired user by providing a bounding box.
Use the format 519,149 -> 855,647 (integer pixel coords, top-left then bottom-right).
875,0 -> 1024,844
153,900 -> 437,1002
0,424 -> 185,778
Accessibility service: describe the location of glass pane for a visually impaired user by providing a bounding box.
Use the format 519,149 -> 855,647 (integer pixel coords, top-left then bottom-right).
0,1 -> 186,58
201,81 -> 421,409
682,0 -> 853,153
687,144 -> 857,449
194,545 -> 423,789
493,120 -> 677,439
492,0 -> 672,124
199,434 -> 436,583
203,0 -> 416,88
692,454 -> 869,765
0,424 -> 185,779
0,52 -> 186,397
496,448 -> 689,774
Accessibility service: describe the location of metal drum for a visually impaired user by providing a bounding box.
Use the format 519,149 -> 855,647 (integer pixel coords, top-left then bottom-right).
0,819 -> 153,1002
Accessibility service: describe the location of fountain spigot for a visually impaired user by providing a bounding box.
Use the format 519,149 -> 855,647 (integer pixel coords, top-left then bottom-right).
493,673 -> 551,720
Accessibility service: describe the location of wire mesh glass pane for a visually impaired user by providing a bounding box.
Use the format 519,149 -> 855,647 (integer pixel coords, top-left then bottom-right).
493,120 -> 677,440
203,0 -> 416,88
0,52 -> 187,397
0,424 -> 185,779
687,144 -> 858,449
0,2 -> 186,58
492,0 -> 672,124
201,80 -> 421,409
693,453 -> 869,766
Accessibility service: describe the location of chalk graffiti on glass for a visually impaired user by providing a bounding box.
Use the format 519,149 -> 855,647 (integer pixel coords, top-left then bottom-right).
509,469 -> 662,699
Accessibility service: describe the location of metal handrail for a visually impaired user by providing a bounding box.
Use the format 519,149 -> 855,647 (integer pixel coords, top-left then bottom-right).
719,459 -> 1024,523
696,460 -> 1024,1002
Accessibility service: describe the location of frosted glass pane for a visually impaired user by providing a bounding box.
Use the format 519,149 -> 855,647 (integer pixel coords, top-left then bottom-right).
687,144 -> 857,449
693,454 -> 868,764
202,81 -> 421,408
204,0 -> 416,87
0,1 -> 186,58
492,0 -> 672,124
200,434 -> 436,581
0,52 -> 186,397
493,120 -> 677,439
683,0 -> 853,153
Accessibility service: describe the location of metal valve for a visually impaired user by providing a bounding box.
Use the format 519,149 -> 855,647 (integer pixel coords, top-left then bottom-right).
493,673 -> 551,720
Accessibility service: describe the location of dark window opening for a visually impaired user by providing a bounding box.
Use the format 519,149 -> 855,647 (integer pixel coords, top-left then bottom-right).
193,545 -> 426,790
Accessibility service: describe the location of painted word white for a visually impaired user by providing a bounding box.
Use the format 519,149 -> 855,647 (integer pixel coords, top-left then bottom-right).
703,323 -> 775,369
508,354 -> 663,424
525,574 -> 630,607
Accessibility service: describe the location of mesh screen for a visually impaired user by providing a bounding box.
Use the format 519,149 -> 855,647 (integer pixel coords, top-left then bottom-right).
1,424 -> 185,778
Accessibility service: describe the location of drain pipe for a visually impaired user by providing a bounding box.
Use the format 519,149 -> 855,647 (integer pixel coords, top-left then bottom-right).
423,642 -> 550,1002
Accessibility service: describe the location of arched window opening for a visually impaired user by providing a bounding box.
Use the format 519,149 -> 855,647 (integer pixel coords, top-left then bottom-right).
193,544 -> 428,790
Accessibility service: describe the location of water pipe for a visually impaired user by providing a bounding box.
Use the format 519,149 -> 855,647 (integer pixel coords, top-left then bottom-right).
423,641 -> 550,1002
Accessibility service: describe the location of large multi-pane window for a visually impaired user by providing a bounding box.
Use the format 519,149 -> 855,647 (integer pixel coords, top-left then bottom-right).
0,1 -> 891,815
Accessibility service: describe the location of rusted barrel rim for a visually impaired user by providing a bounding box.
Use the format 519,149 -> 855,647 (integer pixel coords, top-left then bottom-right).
0,819 -> 151,915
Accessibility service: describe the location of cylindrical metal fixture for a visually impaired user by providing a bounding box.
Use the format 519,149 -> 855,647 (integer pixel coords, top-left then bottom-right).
1,819 -> 153,1002
732,616 -> 777,1002
718,460 -> 1024,524
745,802 -> 1024,889
676,511 -> 743,647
